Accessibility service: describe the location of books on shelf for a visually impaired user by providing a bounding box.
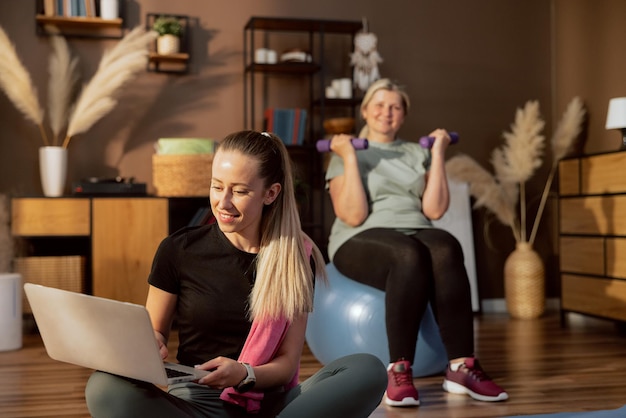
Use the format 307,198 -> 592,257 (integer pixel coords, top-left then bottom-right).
45,0 -> 96,17
264,108 -> 307,146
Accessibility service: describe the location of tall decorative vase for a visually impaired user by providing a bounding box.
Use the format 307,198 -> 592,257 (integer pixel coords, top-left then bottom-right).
39,146 -> 68,197
504,242 -> 545,319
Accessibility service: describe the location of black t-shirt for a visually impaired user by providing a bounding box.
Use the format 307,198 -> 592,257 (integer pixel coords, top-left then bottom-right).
148,223 -> 256,367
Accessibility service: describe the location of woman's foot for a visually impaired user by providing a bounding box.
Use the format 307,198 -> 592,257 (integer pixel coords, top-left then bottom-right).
385,359 -> 420,407
442,357 -> 508,402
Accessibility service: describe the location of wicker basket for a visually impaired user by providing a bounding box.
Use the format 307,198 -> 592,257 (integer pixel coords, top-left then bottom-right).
15,256 -> 85,314
152,153 -> 213,197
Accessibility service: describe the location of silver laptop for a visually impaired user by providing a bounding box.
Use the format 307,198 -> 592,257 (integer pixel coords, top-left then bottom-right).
24,283 -> 210,386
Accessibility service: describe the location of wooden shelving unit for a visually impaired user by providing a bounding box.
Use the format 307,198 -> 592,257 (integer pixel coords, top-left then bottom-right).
243,17 -> 363,251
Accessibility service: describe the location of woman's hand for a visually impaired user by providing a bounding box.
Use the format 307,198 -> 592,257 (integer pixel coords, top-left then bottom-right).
422,128 -> 451,220
195,356 -> 247,389
329,134 -> 358,159
154,331 -> 169,360
428,128 -> 452,154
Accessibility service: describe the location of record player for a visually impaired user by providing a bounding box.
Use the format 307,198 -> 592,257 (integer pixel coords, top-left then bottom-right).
72,177 -> 147,196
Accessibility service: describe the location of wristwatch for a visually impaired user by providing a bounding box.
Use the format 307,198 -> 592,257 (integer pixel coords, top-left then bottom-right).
235,362 -> 256,393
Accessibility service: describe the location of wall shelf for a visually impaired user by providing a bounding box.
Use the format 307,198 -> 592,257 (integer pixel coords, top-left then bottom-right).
146,13 -> 191,74
35,0 -> 125,38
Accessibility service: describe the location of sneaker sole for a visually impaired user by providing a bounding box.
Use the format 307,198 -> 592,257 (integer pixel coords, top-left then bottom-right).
442,380 -> 509,402
384,392 -> 420,407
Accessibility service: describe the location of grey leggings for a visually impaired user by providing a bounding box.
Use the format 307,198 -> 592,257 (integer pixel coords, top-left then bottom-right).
85,353 -> 386,418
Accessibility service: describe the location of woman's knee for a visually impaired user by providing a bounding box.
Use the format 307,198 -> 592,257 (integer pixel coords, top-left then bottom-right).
85,371 -> 155,417
328,353 -> 387,394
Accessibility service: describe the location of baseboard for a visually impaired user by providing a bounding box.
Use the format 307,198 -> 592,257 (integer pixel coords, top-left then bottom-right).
481,298 -> 560,314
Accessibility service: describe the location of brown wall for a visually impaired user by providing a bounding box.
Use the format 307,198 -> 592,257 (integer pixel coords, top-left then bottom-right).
0,1 -> 564,302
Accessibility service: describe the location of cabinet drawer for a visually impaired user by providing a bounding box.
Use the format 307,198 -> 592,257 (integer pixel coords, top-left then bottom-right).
559,236 -> 604,275
581,153 -> 626,194
11,198 -> 91,236
606,238 -> 626,279
562,274 -> 626,321
560,195 -> 626,235
558,159 -> 580,196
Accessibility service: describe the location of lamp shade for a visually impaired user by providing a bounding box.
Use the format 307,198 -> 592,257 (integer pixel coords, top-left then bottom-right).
606,97 -> 626,129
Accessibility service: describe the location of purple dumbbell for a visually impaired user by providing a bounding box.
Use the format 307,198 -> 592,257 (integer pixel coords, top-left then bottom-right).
316,138 -> 369,153
419,132 -> 459,148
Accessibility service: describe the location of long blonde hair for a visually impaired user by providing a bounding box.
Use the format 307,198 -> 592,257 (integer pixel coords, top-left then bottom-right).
358,78 -> 411,138
217,131 -> 327,321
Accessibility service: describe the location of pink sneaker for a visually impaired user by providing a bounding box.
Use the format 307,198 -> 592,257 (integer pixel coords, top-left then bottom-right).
385,360 -> 420,407
443,357 -> 508,402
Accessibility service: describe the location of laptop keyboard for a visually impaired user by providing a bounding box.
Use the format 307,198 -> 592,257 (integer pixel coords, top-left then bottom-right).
165,367 -> 193,378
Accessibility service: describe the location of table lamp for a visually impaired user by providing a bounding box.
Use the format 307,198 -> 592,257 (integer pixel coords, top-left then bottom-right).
606,97 -> 626,148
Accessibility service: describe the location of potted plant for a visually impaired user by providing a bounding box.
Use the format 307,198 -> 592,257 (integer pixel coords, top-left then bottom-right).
152,15 -> 183,55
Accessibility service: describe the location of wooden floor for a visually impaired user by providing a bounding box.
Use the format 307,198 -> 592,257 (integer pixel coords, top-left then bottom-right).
1,312 -> 625,417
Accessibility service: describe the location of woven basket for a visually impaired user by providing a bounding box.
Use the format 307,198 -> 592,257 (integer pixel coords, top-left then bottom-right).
323,117 -> 356,135
504,243 -> 545,319
152,154 -> 213,197
15,256 -> 85,314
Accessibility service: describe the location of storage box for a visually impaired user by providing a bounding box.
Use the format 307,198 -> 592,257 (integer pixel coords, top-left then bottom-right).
15,256 -> 85,314
152,154 -> 213,197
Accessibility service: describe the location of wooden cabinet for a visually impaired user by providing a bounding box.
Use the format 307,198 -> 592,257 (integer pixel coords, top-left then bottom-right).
558,151 -> 626,321
11,197 -> 206,305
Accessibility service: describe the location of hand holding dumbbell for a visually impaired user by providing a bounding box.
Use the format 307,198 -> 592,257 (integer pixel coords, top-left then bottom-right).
316,138 -> 369,153
419,132 -> 459,148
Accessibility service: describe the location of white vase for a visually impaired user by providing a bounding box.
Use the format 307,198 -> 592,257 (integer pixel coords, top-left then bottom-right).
99,0 -> 118,19
157,34 -> 180,55
39,146 -> 68,197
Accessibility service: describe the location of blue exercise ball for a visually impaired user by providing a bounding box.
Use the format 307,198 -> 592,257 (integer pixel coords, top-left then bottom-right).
306,263 -> 448,377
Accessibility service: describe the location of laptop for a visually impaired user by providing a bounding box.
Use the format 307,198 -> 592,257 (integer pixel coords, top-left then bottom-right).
24,283 -> 210,386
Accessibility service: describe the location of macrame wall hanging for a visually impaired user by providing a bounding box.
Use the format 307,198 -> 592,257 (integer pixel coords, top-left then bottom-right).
350,18 -> 383,92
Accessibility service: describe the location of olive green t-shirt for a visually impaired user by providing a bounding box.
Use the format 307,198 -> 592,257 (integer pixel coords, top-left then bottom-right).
325,139 -> 433,260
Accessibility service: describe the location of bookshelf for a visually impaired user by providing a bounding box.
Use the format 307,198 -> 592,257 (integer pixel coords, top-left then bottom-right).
243,17 -> 363,253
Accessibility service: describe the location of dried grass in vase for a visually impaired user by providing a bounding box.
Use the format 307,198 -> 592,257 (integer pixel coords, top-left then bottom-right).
0,25 -> 156,148
446,97 -> 585,245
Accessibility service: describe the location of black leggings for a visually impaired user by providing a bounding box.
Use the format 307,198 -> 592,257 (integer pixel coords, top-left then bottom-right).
333,228 -> 474,362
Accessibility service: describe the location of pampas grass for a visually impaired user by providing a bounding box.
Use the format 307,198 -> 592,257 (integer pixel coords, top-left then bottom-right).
446,154 -> 521,242
446,98 -> 585,245
48,33 -> 80,146
0,24 -> 156,149
62,26 -> 157,148
528,97 -> 585,244
0,26 -> 48,145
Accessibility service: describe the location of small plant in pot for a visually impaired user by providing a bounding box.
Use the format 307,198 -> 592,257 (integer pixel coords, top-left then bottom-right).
152,15 -> 183,55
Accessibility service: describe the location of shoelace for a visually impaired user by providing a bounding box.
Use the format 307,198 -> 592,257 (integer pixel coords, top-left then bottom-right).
391,365 -> 414,386
460,361 -> 492,382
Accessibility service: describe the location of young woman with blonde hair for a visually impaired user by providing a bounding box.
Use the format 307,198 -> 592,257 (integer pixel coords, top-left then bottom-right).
85,130 -> 387,418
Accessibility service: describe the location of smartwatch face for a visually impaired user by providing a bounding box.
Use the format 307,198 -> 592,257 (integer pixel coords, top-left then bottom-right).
237,379 -> 256,393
